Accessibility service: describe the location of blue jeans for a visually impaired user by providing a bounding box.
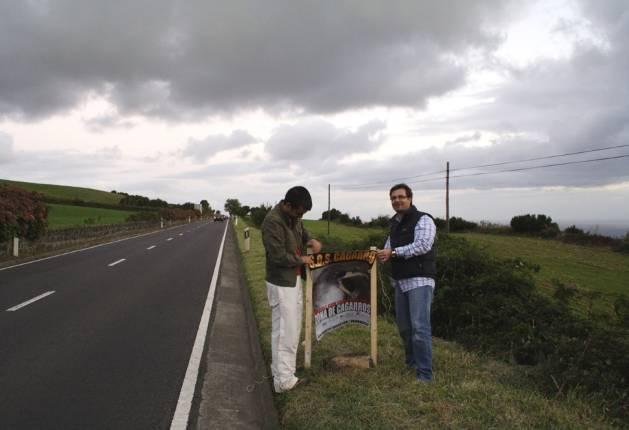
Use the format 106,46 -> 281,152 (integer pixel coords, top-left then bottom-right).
395,285 -> 433,381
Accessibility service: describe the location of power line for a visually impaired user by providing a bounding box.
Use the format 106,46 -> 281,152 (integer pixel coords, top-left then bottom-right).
406,153 -> 629,186
335,144 -> 629,189
336,153 -> 629,189
454,143 -> 629,171
341,168 -> 446,189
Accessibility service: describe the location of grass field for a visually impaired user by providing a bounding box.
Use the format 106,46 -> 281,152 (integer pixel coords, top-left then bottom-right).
457,232 -> 629,298
47,203 -> 135,229
303,219 -> 386,244
234,219 -> 616,429
1,178 -> 122,205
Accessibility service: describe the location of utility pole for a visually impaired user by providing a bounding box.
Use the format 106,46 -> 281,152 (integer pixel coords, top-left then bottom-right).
327,184 -> 331,236
446,161 -> 450,233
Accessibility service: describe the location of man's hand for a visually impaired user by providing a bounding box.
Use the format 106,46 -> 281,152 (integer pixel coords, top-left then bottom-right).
307,239 -> 322,254
300,255 -> 314,265
377,248 -> 393,263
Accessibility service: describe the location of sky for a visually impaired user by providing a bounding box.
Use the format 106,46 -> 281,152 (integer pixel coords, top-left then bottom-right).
1,0 -> 628,229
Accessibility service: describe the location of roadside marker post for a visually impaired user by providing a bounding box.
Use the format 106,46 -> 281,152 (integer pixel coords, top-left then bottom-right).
12,237 -> 19,257
244,228 -> 250,252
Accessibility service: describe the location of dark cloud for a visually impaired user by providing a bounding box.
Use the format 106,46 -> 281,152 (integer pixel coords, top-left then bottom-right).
0,1 -> 513,120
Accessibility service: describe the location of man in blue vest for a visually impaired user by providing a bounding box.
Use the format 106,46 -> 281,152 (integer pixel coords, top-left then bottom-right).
377,183 -> 437,382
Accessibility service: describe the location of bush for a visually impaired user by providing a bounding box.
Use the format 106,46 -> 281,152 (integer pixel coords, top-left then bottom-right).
0,185 -> 48,241
249,204 -> 272,228
365,215 -> 390,229
476,221 -> 512,235
511,214 -> 560,237
159,207 -> 200,221
612,233 -> 629,254
126,211 -> 160,222
434,216 -> 478,232
426,235 -> 629,418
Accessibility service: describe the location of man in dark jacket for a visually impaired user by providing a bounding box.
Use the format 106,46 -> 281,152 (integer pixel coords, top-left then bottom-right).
262,186 -> 322,393
377,183 -> 436,382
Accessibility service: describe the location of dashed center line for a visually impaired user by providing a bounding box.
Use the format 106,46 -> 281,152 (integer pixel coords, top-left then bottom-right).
167,238 -> 174,241
7,291 -> 56,312
108,258 -> 126,267
179,233 -> 183,236
147,245 -> 156,250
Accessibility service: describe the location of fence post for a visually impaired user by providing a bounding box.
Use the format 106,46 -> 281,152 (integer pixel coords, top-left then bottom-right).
244,227 -> 250,252
13,237 -> 19,257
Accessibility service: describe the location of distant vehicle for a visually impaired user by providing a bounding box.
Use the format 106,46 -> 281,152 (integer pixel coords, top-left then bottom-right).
213,215 -> 228,222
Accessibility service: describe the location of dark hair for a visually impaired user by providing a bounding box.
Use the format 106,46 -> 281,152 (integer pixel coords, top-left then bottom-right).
284,186 -> 312,211
389,183 -> 413,199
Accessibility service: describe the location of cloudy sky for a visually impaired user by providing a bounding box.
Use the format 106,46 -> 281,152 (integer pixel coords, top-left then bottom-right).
1,0 -> 628,228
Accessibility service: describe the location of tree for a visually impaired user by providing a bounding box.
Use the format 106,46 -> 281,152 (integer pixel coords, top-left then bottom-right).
320,208 -> 342,221
366,215 -> 390,229
224,198 -> 243,216
200,199 -> 209,213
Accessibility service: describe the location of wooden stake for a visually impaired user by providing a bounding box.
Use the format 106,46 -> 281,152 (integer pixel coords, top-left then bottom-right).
370,246 -> 378,367
304,250 -> 314,369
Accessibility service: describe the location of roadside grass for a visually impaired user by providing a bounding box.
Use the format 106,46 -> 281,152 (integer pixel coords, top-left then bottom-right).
234,220 -> 615,429
47,203 -> 135,229
0,178 -> 122,205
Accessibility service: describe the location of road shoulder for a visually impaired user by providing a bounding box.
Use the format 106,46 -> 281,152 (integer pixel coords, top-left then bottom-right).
194,224 -> 279,429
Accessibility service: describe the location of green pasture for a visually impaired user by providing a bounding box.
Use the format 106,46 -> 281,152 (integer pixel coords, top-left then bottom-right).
303,219 -> 386,244
234,219 -> 615,429
1,178 -> 122,205
46,203 -> 135,229
457,232 -> 629,297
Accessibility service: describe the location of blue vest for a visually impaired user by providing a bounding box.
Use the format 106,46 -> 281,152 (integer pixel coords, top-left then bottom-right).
389,205 -> 436,280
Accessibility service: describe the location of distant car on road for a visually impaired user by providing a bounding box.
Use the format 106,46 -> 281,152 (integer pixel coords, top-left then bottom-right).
213,215 -> 228,222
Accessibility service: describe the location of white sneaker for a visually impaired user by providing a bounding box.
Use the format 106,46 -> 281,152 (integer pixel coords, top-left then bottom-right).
274,376 -> 300,393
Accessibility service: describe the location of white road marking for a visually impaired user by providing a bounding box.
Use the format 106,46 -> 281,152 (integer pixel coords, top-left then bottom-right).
7,291 -> 56,312
170,222 -> 229,430
167,238 -> 174,241
179,233 -> 183,236
108,258 -> 126,267
147,245 -> 156,250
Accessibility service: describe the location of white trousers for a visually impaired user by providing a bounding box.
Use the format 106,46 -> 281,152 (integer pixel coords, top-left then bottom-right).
266,277 -> 303,391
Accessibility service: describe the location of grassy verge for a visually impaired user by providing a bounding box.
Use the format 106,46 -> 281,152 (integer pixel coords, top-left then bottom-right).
234,220 -> 615,429
47,203 -> 136,229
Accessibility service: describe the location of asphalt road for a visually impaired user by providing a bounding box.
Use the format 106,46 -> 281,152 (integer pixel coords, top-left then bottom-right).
0,220 -> 227,430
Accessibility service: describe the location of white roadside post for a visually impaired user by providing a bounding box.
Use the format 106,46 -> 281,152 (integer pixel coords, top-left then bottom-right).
160,217 -> 164,229
234,216 -> 238,226
12,237 -> 19,257
188,216 -> 191,224
244,227 -> 250,252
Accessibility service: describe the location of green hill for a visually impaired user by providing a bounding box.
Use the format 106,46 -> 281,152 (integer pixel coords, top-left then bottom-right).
0,178 -> 123,205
